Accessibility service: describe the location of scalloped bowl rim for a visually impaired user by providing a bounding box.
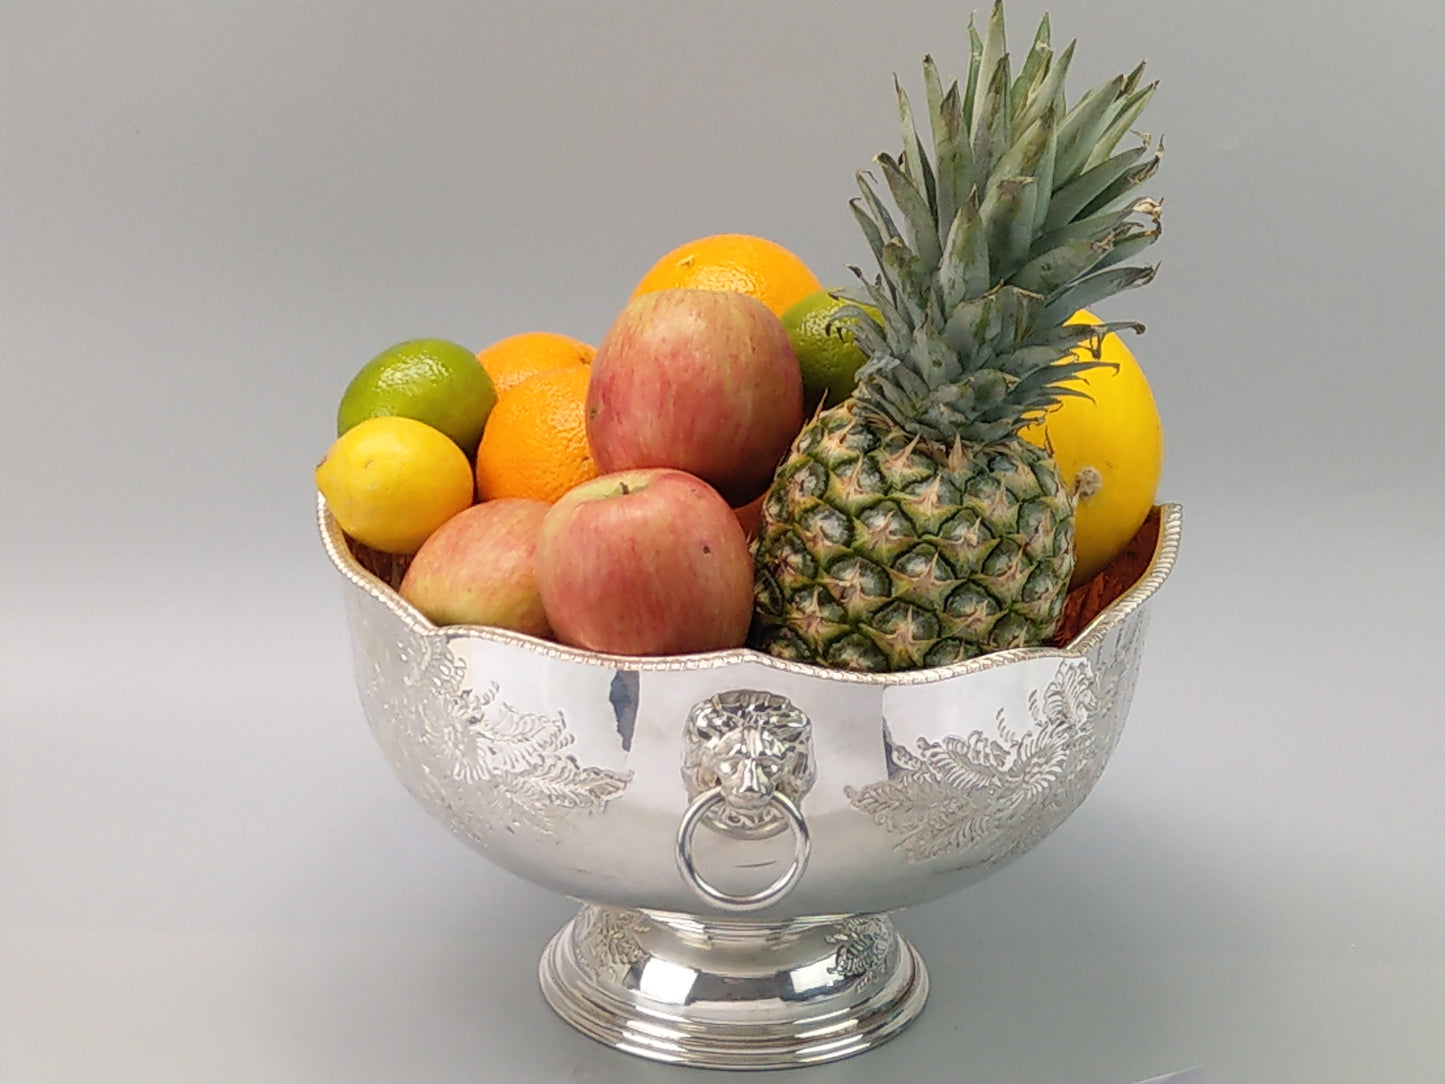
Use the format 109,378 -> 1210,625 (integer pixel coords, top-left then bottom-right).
318,493 -> 1181,686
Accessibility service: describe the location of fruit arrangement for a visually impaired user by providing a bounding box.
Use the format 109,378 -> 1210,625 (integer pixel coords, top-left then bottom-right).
315,2 -> 1165,672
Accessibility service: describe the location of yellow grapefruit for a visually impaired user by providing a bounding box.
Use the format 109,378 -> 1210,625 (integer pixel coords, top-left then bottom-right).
1019,310 -> 1164,586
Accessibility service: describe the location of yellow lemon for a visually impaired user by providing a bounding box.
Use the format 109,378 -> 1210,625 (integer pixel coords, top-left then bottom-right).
781,288 -> 882,410
1019,310 -> 1164,586
315,416 -> 474,554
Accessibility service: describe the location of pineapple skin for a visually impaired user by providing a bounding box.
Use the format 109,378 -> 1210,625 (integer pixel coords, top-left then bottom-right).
750,2 -> 1164,673
750,399 -> 1074,671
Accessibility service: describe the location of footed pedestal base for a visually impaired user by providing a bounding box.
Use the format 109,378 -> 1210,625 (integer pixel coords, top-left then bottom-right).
539,904 -> 929,1070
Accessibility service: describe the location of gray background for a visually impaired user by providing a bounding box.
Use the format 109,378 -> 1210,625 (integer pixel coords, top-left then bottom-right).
3,1 -> 1442,1081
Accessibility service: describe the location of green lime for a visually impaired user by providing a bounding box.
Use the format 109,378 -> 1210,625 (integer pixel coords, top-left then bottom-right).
781,289 -> 882,410
337,338 -> 497,457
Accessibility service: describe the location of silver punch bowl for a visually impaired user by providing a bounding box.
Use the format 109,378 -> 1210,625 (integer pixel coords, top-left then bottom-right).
320,496 -> 1182,1070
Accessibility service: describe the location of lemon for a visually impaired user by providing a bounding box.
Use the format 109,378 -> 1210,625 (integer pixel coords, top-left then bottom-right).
781,289 -> 882,409
338,338 -> 496,457
1019,310 -> 1164,586
316,416 -> 475,554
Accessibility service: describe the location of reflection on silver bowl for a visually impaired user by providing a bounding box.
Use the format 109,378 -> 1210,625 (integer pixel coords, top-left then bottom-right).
320,496 -> 1181,1070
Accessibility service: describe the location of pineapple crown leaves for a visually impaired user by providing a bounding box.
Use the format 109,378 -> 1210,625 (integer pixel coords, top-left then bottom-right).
844,0 -> 1163,443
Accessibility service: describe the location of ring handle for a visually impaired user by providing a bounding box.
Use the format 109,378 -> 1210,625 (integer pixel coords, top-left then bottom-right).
675,787 -> 810,912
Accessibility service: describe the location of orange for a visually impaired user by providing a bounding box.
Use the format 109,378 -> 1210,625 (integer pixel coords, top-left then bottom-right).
630,233 -> 823,317
474,364 -> 599,503
476,331 -> 595,395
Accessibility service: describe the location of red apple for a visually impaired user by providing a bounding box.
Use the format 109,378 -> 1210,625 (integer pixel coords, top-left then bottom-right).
586,288 -> 804,507
399,499 -> 552,636
536,468 -> 754,655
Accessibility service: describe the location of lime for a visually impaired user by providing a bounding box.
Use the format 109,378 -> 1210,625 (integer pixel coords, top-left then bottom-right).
337,338 -> 496,457
316,416 -> 475,554
781,289 -> 882,410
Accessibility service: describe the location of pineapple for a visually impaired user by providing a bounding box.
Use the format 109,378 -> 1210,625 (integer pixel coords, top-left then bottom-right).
751,2 -> 1163,672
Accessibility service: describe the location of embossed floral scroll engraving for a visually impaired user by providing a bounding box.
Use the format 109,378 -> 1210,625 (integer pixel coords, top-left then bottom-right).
572,906 -> 651,976
826,916 -> 896,984
350,606 -> 631,838
446,680 -> 632,835
846,612 -> 1146,864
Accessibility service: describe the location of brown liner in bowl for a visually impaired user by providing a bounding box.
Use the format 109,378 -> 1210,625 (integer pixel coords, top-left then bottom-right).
1051,506 -> 1162,647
